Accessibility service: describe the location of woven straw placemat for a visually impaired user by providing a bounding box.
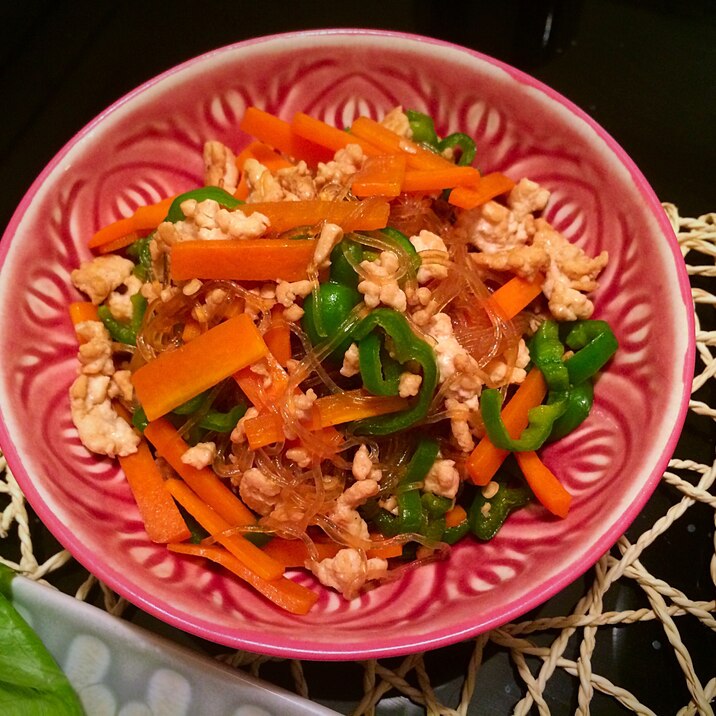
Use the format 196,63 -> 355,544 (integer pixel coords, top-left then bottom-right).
1,204 -> 714,715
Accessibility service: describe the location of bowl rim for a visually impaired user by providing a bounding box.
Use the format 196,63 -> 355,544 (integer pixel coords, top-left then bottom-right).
0,28 -> 696,660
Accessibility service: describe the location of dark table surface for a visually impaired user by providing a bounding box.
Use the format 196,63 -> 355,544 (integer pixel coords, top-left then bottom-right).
2,1 -> 715,713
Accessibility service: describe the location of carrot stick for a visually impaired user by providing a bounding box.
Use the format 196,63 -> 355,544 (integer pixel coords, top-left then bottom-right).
118,440 -> 191,543
466,367 -> 548,486
239,107 -> 334,165
96,231 -> 141,255
402,166 -> 480,193
350,116 -> 456,171
234,352 -> 291,410
243,390 -> 407,451
143,417 -> 256,527
448,172 -> 516,210
69,301 -> 99,325
240,198 -> 390,233
234,140 -> 295,200
312,389 -> 407,428
243,413 -> 284,449
291,112 -> 383,157
262,538 -> 342,567
167,542 -> 318,615
132,313 -> 268,420
69,302 -> 100,344
367,541 -> 404,560
515,451 -> 572,518
170,239 -> 316,282
351,154 -> 407,198
165,479 -> 284,582
88,195 -> 176,250
489,274 -> 544,319
235,354 -> 343,456
262,307 -> 292,366
236,140 -> 294,172
262,537 -> 402,567
444,504 -> 467,529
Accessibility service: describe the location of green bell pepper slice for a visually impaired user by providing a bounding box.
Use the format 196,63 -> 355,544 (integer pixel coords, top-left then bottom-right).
438,133 -> 477,166
367,437 -> 439,537
563,320 -> 619,385
350,308 -> 438,435
421,492 -> 453,518
357,331 -> 403,396
172,390 -> 211,415
132,405 -> 148,432
165,186 -> 243,223
329,239 -> 364,289
302,282 -> 362,360
198,403 -> 247,433
530,320 -> 570,392
127,235 -> 153,281
481,387 -> 567,452
548,380 -> 594,442
468,484 -> 532,541
442,517 -> 470,545
98,293 -> 147,345
406,109 -> 440,147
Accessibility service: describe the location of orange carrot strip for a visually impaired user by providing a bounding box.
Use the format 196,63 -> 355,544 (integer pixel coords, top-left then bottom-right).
262,538 -> 342,567
312,389 -> 407,428
235,140 -> 294,172
351,154 -> 407,198
243,413 -> 285,450
444,504 -> 468,529
132,314 -> 268,420
244,416 -> 344,454
401,166 -> 480,193
234,140 -> 294,200
466,368 -> 548,486
144,417 -> 256,527
167,542 -> 317,615
243,391 -> 406,451
69,301 -> 99,325
88,195 -> 176,249
366,540 -> 404,560
96,231 -> 141,255
234,354 -> 344,456
69,302 -> 100,344
240,198 -> 390,234
489,274 -> 544,320
234,352 -> 291,410
262,307 -> 292,366
118,440 -> 191,544
350,116 -> 457,171
239,107 -> 334,165
515,451 -> 572,518
170,239 -> 316,282
291,112 -> 383,157
448,172 -> 516,210
262,537 -> 401,567
165,479 -> 284,582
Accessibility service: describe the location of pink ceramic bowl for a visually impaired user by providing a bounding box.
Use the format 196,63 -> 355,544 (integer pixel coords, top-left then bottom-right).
0,30 -> 694,660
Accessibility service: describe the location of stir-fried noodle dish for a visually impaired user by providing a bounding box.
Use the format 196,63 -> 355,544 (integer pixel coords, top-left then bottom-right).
68,105 -> 617,613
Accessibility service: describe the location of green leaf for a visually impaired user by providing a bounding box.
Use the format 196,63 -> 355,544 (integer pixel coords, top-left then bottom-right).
0,567 -> 84,714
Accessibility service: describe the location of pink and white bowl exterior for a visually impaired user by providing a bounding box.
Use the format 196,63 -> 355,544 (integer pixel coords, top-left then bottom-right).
0,30 -> 694,660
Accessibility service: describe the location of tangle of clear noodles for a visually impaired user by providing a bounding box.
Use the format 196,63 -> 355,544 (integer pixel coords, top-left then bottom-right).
276,304 -> 368,466
388,194 -> 448,238
135,280 -> 265,362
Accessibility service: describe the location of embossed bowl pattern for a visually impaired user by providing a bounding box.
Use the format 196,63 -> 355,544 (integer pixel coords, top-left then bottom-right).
0,30 -> 694,659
